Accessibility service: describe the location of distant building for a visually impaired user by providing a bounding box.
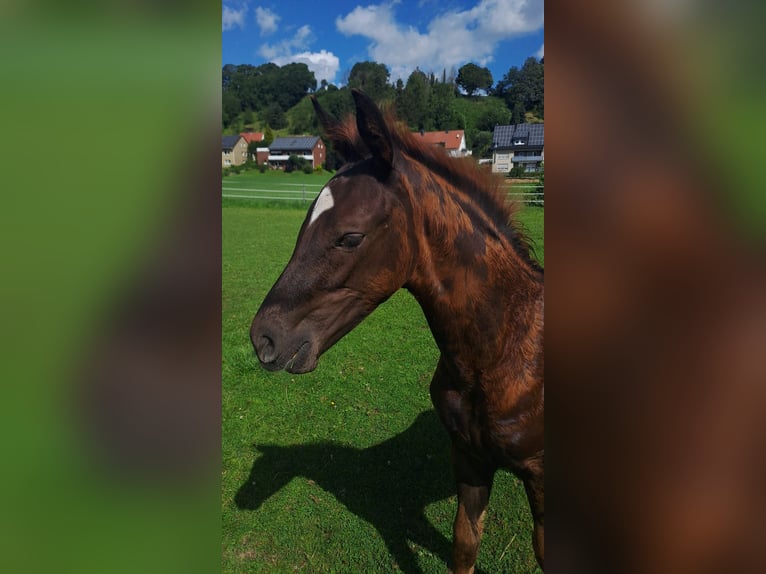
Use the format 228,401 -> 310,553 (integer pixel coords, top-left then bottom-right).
255,147 -> 269,165
222,135 -> 248,167
240,132 -> 264,144
268,136 -> 326,169
240,132 -> 265,161
413,129 -> 471,157
491,123 -> 544,174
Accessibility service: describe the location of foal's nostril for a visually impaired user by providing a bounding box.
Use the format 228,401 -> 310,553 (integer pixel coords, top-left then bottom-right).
255,335 -> 277,364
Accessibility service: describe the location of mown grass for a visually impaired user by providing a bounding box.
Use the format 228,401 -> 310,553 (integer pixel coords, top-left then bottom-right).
222,200 -> 543,573
222,169 -> 332,210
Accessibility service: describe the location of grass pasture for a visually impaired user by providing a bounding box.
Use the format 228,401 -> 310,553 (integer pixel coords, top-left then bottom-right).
222,169 -> 544,210
222,170 -> 331,209
222,199 -> 544,573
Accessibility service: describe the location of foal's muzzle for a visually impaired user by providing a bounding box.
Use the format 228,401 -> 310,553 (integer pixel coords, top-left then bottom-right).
250,313 -> 318,374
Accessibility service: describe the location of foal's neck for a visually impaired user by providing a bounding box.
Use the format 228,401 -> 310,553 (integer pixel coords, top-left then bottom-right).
404,184 -> 542,378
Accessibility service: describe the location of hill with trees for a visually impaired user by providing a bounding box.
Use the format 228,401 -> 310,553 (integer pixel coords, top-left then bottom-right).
223,57 -> 543,163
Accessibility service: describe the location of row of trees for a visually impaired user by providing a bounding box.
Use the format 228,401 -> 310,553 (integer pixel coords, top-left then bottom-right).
222,57 -> 543,159
222,62 -> 316,128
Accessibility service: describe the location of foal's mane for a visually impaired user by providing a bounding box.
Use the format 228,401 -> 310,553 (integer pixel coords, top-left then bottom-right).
329,107 -> 542,273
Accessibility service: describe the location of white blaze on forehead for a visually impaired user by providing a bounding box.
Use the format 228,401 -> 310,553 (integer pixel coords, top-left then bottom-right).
309,185 -> 334,226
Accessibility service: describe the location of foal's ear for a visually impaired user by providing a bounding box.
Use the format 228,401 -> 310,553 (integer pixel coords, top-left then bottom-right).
352,89 -> 394,175
310,95 -> 363,163
310,95 -> 340,134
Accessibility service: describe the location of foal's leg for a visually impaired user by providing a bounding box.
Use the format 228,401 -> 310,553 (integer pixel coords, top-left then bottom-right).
522,453 -> 545,570
450,448 -> 495,574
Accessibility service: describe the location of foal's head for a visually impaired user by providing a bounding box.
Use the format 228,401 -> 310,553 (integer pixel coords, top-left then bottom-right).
250,90 -> 414,373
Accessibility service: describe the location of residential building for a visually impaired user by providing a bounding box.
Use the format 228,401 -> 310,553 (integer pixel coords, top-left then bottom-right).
413,129 -> 471,157
240,132 -> 265,161
240,132 -> 264,145
491,123 -> 544,174
222,135 -> 248,167
255,147 -> 269,166
268,136 -> 326,169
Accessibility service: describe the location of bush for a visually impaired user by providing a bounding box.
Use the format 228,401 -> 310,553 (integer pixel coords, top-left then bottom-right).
258,163 -> 268,173
509,165 -> 525,177
285,154 -> 309,173
302,164 -> 314,174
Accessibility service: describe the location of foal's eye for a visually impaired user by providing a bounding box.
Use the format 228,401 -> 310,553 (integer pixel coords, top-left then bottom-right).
335,233 -> 365,249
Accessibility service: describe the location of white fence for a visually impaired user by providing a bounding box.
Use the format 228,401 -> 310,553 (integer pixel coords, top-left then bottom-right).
506,185 -> 545,206
222,182 -> 544,206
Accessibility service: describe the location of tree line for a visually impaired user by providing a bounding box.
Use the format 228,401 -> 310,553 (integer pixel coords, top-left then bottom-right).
222,57 -> 543,161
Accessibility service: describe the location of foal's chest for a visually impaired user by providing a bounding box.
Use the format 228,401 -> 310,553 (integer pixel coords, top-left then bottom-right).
431,374 -> 542,470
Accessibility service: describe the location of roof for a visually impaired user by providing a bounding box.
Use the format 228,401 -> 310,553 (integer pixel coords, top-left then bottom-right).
492,123 -> 544,149
269,136 -> 320,152
413,130 -> 465,150
222,135 -> 244,150
240,132 -> 264,144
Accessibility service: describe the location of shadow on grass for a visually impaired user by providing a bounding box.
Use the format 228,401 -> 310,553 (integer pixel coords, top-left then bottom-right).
235,409 -> 476,573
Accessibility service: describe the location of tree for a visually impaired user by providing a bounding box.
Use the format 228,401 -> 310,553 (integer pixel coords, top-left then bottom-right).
247,140 -> 260,162
221,62 -> 316,120
394,78 -> 405,118
222,90 -> 241,128
263,103 -> 286,130
496,57 -> 544,119
428,81 -> 458,130
399,69 -> 430,129
274,63 -> 317,110
263,125 -> 274,147
243,108 -> 254,126
284,154 -> 309,173
348,61 -> 391,102
476,106 -> 512,132
511,101 -> 525,125
467,129 -> 493,158
456,63 -> 493,97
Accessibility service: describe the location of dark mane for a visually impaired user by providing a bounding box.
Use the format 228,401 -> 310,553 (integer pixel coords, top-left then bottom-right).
388,113 -> 542,274
328,106 -> 542,273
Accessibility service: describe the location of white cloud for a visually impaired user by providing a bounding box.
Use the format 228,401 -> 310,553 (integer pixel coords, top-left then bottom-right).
222,5 -> 247,32
260,24 -> 312,59
259,25 -> 340,84
536,43 -> 544,59
255,7 -> 280,35
465,0 -> 544,36
336,0 -> 544,81
273,50 -> 341,85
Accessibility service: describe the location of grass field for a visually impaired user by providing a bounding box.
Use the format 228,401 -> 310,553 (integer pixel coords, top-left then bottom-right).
222,198 -> 543,573
222,169 -> 544,210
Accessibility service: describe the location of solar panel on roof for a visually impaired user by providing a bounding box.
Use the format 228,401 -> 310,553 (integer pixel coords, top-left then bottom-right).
491,123 -> 543,148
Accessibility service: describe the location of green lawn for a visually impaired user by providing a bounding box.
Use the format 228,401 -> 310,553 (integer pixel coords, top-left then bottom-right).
222,169 -> 333,209
222,200 -> 543,573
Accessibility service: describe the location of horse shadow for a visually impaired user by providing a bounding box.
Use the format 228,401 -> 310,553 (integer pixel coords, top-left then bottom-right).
235,409 -> 478,573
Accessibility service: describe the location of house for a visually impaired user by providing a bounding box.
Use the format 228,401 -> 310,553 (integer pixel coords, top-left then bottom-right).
255,147 -> 270,165
268,136 -> 326,169
222,135 -> 248,167
240,132 -> 264,145
491,123 -> 544,174
413,129 -> 471,157
240,132 -> 265,161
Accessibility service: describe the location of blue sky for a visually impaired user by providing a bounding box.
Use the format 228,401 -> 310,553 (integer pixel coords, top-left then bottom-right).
222,0 -> 543,86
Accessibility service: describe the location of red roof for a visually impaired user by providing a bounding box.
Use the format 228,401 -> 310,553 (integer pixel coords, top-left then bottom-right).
240,132 -> 264,143
413,130 -> 465,150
